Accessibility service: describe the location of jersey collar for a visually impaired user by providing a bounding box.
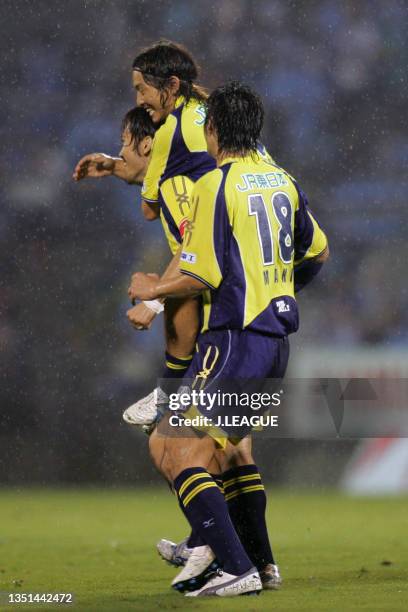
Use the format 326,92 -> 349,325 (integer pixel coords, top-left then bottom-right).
219,153 -> 259,167
175,95 -> 185,109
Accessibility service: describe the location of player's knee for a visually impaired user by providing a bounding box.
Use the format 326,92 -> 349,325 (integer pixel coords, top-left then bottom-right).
223,440 -> 254,468
226,450 -> 254,468
164,434 -> 215,481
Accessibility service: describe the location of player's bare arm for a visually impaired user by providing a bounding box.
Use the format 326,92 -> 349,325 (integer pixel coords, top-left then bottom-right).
73,152 -> 150,185
129,269 -> 206,301
127,247 -> 184,328
130,245 -> 331,311
73,151 -> 161,219
128,246 -> 188,301
141,200 -> 160,220
72,153 -> 118,181
73,107 -> 156,191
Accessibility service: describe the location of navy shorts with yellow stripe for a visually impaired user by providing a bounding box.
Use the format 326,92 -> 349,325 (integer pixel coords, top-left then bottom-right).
180,329 -> 289,448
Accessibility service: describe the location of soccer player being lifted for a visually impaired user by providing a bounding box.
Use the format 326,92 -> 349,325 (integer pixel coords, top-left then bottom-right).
74,105 -> 285,591
129,81 -> 329,596
73,41 -> 285,591
74,40 -> 212,400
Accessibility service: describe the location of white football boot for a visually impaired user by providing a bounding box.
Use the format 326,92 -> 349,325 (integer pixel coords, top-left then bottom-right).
157,537 -> 192,567
260,563 -> 282,589
185,566 -> 262,597
171,545 -> 219,593
122,387 -> 168,426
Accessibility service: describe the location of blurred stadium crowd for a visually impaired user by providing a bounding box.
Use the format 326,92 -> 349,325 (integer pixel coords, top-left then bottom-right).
1,0 -> 407,483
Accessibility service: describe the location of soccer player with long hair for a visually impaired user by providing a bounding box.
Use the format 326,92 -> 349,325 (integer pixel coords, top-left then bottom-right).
74,42 -> 284,592
129,81 -> 329,596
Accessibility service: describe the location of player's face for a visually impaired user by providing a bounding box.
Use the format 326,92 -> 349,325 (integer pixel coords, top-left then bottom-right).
132,71 -> 173,124
119,128 -> 152,184
204,120 -> 219,159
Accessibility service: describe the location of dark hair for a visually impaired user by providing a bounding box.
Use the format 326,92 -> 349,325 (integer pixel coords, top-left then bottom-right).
121,107 -> 155,149
205,81 -> 264,155
132,40 -> 207,104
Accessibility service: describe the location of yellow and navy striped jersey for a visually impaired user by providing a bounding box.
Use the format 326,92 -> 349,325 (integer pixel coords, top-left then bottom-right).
158,142 -> 275,254
141,95 -> 215,206
180,154 -> 327,336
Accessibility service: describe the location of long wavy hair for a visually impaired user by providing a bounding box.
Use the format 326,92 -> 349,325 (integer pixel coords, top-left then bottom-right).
132,40 -> 207,107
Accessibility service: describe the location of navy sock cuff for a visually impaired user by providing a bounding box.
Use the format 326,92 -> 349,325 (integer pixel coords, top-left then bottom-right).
165,351 -> 193,368
174,467 -> 206,492
222,464 -> 264,500
162,353 -> 193,386
222,464 -> 260,482
174,467 -> 218,508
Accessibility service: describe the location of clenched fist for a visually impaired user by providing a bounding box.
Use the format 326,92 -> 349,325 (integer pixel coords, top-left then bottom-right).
128,272 -> 160,302
127,302 -> 157,330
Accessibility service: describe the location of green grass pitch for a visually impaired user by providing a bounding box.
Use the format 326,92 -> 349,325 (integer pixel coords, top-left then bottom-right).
1,488 -> 407,611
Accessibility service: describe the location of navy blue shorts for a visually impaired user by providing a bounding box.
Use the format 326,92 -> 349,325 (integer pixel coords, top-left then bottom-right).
173,329 -> 289,446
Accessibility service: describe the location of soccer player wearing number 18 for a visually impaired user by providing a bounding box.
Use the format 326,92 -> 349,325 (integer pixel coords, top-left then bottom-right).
131,81 -> 329,596
181,129 -> 327,342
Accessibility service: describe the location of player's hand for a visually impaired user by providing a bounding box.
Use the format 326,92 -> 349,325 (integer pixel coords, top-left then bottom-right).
128,273 -> 160,301
72,153 -> 116,181
126,303 -> 157,330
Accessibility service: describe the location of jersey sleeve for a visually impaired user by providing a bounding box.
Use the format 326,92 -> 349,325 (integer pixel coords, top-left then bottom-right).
179,172 -> 225,290
141,116 -> 176,204
293,185 -> 328,265
159,175 -> 194,241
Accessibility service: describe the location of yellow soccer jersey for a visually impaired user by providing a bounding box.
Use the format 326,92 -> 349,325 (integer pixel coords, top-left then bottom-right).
180,154 -> 327,336
158,144 -> 276,255
141,96 -> 215,205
